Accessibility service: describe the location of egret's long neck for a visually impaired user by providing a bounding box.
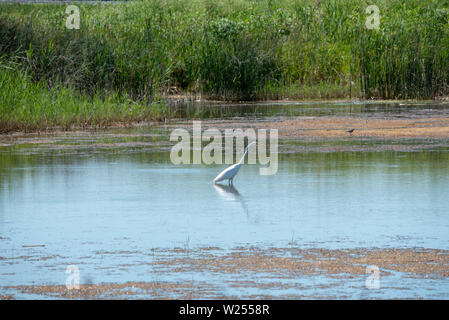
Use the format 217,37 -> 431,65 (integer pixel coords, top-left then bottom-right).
238,147 -> 249,165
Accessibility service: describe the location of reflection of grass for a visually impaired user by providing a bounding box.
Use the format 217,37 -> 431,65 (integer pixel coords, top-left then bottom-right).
183,236 -> 191,256
288,231 -> 298,247
263,82 -> 362,100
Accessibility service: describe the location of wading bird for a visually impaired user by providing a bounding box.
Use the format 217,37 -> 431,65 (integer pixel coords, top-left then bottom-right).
213,142 -> 256,185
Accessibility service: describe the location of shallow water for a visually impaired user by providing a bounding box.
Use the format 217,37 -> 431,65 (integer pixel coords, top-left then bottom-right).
1,150 -> 448,251
1,101 -> 449,299
171,100 -> 449,119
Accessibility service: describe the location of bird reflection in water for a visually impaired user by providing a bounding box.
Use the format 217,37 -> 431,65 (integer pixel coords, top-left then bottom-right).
213,184 -> 249,218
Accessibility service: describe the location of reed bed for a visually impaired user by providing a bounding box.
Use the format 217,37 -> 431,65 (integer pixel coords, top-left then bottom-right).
1,0 -> 448,132
0,62 -> 170,133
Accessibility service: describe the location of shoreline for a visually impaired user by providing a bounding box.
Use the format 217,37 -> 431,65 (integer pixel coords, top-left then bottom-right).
2,99 -> 449,136
1,115 -> 449,155
1,101 -> 449,139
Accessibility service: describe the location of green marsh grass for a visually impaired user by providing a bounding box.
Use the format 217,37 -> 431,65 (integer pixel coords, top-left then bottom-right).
1,0 -> 449,132
0,63 -> 170,133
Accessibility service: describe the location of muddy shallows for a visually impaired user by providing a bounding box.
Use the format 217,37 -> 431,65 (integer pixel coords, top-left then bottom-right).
2,247 -> 449,299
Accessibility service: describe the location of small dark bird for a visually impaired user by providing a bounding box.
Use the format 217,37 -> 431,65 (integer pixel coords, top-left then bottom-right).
347,129 -> 355,134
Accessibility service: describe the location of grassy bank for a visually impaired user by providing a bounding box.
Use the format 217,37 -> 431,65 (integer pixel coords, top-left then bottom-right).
0,63 -> 170,133
1,0 -> 449,132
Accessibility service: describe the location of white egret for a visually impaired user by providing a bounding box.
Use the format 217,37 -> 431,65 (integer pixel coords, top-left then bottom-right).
213,142 -> 256,185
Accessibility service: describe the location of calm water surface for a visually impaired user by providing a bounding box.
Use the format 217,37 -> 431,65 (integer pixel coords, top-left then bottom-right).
1,101 -> 448,298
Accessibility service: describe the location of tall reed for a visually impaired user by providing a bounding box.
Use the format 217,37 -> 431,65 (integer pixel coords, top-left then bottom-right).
0,0 -> 448,132
0,63 -> 170,133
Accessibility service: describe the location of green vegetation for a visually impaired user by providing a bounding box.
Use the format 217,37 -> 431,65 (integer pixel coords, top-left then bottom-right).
1,0 -> 449,132
0,61 -> 170,133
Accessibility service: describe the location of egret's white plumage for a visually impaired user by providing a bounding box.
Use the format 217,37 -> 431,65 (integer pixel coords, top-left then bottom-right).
213,142 -> 256,185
